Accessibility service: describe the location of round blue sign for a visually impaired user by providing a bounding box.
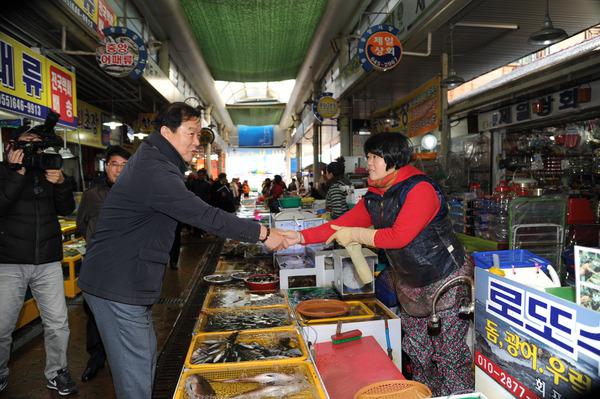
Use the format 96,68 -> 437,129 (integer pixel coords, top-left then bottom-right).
358,25 -> 403,72
97,27 -> 148,79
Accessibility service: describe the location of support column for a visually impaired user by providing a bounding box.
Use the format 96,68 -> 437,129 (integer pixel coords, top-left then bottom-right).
440,52 -> 450,173
312,122 -> 321,185
339,98 -> 352,157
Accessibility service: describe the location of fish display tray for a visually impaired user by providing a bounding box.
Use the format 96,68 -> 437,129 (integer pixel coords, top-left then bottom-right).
215,259 -> 276,274
195,307 -> 295,333
175,362 -> 326,399
205,288 -> 287,309
295,300 -> 375,325
184,328 -> 308,369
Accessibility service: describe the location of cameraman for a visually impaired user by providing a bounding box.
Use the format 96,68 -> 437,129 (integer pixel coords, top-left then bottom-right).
0,126 -> 78,395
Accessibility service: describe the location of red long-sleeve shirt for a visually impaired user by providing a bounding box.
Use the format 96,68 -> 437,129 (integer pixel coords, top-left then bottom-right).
301,165 -> 440,249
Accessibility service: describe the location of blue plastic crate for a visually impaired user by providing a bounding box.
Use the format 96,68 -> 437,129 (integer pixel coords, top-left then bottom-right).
472,249 -> 551,271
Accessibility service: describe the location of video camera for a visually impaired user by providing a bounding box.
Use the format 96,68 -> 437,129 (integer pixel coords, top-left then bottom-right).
11,111 -> 63,170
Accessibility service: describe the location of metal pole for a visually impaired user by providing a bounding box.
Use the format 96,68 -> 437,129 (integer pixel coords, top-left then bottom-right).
440,52 -> 450,172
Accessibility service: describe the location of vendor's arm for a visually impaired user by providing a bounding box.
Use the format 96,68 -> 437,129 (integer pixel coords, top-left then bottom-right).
300,198 -> 373,244
373,182 -> 440,249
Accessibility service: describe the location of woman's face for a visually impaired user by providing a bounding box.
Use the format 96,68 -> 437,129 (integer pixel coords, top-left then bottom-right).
367,153 -> 394,180
325,170 -> 333,180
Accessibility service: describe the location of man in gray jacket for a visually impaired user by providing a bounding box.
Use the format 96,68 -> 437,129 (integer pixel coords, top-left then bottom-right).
76,145 -> 130,382
78,102 -> 288,399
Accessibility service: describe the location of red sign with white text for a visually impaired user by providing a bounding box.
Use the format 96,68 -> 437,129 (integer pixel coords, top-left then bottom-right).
49,65 -> 75,125
97,0 -> 116,39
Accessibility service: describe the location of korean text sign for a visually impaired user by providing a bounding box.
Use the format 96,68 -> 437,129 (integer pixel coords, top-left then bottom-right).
0,32 -> 77,128
474,267 -> 599,399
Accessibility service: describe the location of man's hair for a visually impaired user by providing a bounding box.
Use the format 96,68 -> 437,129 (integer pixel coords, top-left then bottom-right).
364,132 -> 412,170
154,102 -> 201,132
273,175 -> 283,183
105,145 -> 131,163
326,156 -> 345,177
218,172 -> 227,180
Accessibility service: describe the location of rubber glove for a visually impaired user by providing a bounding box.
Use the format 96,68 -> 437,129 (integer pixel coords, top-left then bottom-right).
325,225 -> 376,247
346,243 -> 374,284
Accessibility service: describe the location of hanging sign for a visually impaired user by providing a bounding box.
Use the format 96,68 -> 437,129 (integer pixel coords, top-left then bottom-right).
358,24 -> 403,72
312,92 -> 339,122
0,32 -> 78,128
96,27 -> 148,79
474,267 -> 600,399
238,125 -> 274,147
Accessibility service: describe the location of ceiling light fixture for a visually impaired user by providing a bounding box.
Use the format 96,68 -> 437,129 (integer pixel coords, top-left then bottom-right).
441,24 -> 465,89
59,130 -> 75,159
102,116 -> 123,130
528,0 -> 568,46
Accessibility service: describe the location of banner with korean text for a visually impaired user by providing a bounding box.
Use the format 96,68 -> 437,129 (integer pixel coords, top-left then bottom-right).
0,32 -> 77,128
474,267 -> 600,399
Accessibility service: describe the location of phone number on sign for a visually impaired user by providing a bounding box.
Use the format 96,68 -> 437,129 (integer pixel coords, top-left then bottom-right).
476,352 -> 539,399
0,93 -> 43,117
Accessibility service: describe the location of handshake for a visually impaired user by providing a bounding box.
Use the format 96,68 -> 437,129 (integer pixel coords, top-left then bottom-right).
259,226 -> 304,251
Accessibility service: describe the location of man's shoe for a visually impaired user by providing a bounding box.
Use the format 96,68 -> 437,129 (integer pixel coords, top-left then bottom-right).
46,368 -> 78,396
0,375 -> 7,392
81,363 -> 103,382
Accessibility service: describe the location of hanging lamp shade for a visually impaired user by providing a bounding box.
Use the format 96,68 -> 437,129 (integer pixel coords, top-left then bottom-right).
102,115 -> 123,129
59,147 -> 75,159
440,25 -> 465,89
528,0 -> 568,46
441,69 -> 466,89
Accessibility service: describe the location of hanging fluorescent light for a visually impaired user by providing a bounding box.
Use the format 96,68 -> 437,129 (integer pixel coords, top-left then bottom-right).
528,0 -> 568,46
421,133 -> 438,151
102,115 -> 123,129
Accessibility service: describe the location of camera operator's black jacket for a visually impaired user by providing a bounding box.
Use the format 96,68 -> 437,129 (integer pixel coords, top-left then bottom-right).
0,163 -> 75,264
78,132 -> 261,306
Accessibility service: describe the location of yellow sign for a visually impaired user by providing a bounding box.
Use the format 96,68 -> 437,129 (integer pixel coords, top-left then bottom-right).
67,100 -> 104,148
316,96 -> 339,119
0,32 -> 78,128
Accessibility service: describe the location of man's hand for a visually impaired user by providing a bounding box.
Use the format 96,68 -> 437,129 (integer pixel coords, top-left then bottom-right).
263,228 -> 289,251
7,145 -> 25,175
280,230 -> 304,247
45,169 -> 65,184
325,225 -> 376,247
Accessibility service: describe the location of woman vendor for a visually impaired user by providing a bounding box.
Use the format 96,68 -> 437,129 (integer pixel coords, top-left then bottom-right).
283,132 -> 474,396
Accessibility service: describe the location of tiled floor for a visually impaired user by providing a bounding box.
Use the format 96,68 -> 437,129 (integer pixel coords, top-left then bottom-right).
3,232 -> 209,398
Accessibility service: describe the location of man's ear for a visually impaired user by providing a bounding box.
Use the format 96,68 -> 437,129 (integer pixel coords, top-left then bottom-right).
159,125 -> 172,137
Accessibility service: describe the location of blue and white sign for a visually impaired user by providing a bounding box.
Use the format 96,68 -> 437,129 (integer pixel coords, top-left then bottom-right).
96,27 -> 147,79
358,24 -> 403,72
312,92 -> 338,122
238,125 -> 274,147
474,267 -> 600,399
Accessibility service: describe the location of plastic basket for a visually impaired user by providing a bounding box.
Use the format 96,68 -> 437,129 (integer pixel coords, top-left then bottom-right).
295,300 -> 375,325
174,362 -> 326,399
472,249 -> 551,271
185,328 -> 308,369
353,379 -> 432,399
205,288 -> 287,309
195,307 -> 294,333
279,197 -> 302,208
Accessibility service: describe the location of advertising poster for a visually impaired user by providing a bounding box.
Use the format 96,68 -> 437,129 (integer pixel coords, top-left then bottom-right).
474,267 -> 600,399
575,246 -> 600,312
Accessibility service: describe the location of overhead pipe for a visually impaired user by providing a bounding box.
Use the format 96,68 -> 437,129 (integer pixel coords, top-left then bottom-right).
43,26 -> 97,56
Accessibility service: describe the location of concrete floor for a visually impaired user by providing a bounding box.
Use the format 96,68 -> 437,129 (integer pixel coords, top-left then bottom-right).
3,232 -> 208,399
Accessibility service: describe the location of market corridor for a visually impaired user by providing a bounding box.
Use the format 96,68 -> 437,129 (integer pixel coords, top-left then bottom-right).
4,233 -> 214,399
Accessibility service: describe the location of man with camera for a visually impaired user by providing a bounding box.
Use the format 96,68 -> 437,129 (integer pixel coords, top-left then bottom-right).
0,113 -> 78,396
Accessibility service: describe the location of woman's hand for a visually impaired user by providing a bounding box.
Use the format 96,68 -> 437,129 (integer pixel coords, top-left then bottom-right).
325,225 -> 376,247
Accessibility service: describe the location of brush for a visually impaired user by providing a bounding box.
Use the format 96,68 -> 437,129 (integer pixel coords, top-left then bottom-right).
331,320 -> 362,344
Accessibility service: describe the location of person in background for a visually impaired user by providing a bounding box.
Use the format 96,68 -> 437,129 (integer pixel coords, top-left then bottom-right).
261,177 -> 272,197
78,102 -> 292,399
76,145 -> 130,382
288,178 -> 298,192
241,180 -> 251,198
282,132 -> 473,396
230,177 -> 240,208
325,157 -> 350,219
268,174 -> 286,212
187,169 -> 212,236
211,172 -> 235,213
0,122 -> 77,395
308,181 -> 324,199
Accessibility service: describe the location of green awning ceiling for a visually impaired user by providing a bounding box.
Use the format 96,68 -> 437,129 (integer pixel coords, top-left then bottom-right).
227,105 -> 285,126
180,0 -> 328,82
